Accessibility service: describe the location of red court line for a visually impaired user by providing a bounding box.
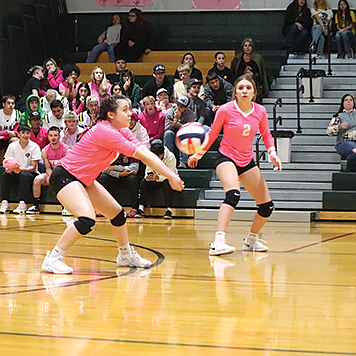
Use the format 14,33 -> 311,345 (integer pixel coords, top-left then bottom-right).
284,232 -> 355,253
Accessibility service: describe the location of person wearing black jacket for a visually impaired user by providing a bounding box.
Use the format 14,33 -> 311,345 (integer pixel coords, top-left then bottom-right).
137,64 -> 173,103
282,0 -> 313,52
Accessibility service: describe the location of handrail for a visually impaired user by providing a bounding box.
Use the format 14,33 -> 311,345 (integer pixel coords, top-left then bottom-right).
272,98 -> 283,150
327,30 -> 332,75
255,134 -> 266,168
308,51 -> 316,103
296,68 -> 304,133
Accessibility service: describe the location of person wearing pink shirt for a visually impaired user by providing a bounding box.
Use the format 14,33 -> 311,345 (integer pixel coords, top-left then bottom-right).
189,75 -> 282,256
41,94 -> 184,274
138,96 -> 165,142
40,58 -> 64,96
28,112 -> 49,150
59,64 -> 82,104
88,66 -> 112,104
72,82 -> 90,115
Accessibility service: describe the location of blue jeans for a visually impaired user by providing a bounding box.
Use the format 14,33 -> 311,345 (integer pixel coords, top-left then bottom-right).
335,30 -> 352,56
311,25 -> 325,55
336,140 -> 356,171
164,130 -> 188,165
283,24 -> 309,51
86,43 -> 118,63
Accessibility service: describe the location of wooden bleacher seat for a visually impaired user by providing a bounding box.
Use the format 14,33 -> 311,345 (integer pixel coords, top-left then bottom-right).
77,50 -> 235,84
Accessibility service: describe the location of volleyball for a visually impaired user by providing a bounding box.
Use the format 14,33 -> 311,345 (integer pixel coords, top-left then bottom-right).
176,122 -> 208,155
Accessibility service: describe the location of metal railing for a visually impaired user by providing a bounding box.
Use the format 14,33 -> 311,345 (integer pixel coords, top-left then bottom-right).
296,68 -> 304,133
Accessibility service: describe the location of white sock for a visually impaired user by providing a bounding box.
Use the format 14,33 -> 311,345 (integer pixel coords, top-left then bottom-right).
50,245 -> 66,258
247,231 -> 259,241
215,231 -> 226,241
138,204 -> 144,211
119,243 -> 131,255
166,207 -> 172,212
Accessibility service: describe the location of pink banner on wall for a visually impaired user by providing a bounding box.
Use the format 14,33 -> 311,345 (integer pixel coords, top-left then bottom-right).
96,0 -> 154,6
192,0 -> 241,10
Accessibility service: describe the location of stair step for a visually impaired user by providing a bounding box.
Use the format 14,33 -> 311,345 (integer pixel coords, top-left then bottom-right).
210,181 -> 332,189
196,200 -> 323,209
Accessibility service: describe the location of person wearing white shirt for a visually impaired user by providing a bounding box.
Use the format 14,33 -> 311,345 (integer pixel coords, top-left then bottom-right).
42,99 -> 65,130
0,95 -> 20,151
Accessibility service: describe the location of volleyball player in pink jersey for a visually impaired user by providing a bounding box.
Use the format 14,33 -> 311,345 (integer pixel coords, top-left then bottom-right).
26,126 -> 70,214
189,75 -> 282,255
41,95 -> 184,274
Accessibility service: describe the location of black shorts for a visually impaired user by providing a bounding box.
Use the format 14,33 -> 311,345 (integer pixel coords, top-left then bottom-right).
49,166 -> 86,196
215,151 -> 256,175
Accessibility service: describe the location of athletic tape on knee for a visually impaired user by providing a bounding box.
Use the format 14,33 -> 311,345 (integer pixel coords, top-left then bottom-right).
223,189 -> 240,208
257,201 -> 274,218
74,216 -> 95,235
110,209 -> 127,227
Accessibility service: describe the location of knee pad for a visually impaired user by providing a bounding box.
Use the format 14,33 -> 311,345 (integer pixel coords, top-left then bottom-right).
257,201 -> 274,218
223,189 -> 240,208
110,209 -> 127,227
74,216 -> 96,235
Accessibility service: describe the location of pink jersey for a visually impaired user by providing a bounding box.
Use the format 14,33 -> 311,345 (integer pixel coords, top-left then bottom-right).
59,120 -> 143,186
30,127 -> 49,150
44,142 -> 70,169
203,101 -> 275,166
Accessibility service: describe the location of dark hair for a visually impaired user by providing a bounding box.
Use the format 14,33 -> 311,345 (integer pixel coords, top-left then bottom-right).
75,82 -> 91,111
2,94 -> 16,104
337,0 -> 353,27
98,94 -> 129,121
233,74 -> 258,100
129,7 -> 142,16
292,0 -> 308,8
48,126 -> 61,134
150,140 -> 164,156
29,96 -> 39,103
111,82 -> 123,94
62,64 -> 81,79
43,58 -> 59,78
335,94 -> 355,115
181,52 -> 196,66
50,99 -> 64,109
122,69 -> 132,78
206,72 -> 219,83
213,51 -> 225,67
17,125 -> 31,133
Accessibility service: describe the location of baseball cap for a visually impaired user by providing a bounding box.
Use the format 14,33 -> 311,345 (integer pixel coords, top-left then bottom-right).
187,78 -> 202,89
29,111 -> 41,120
156,88 -> 169,96
176,96 -> 189,108
153,64 -> 166,73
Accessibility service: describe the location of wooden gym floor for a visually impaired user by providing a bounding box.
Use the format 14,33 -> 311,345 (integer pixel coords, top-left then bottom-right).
1,213 -> 356,355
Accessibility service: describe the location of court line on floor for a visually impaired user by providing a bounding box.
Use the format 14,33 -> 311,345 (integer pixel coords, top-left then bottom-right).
0,331 -> 355,355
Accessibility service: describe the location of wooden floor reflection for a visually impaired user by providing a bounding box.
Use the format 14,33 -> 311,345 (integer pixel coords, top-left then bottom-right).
1,214 -> 356,355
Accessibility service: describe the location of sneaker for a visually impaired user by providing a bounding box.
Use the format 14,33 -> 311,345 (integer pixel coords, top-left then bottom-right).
178,162 -> 187,169
163,209 -> 172,219
127,209 -> 137,218
26,205 -> 40,214
116,247 -> 151,268
13,201 -> 27,214
209,237 -> 236,256
134,209 -> 145,218
62,207 -> 73,216
243,233 -> 268,252
316,54 -> 323,59
0,200 -> 9,214
41,251 -> 73,274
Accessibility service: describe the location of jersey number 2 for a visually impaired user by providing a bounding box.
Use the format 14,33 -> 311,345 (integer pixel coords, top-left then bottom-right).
242,124 -> 251,136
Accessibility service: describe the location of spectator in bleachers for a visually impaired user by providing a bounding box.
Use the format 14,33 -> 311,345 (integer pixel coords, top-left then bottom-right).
137,64 -> 173,104
86,14 -> 122,63
282,0 -> 313,53
119,69 -> 140,109
0,125 -> 41,214
20,94 -> 45,126
29,111 -> 49,150
173,53 -> 203,84
41,58 -> 64,95
0,95 -> 20,152
114,8 -> 156,62
111,82 -> 123,95
129,110 -> 150,149
207,52 -> 234,85
164,96 -> 196,168
327,94 -> 356,170
42,100 -> 65,130
78,95 -> 99,128
204,72 -> 234,125
41,89 -> 69,116
309,0 -> 333,59
88,66 -> 112,104
173,64 -> 204,101
186,79 -> 209,125
72,83 -> 90,115
138,96 -> 165,142
59,64 -> 82,104
134,139 -> 177,219
18,65 -> 44,111
230,37 -> 269,104
156,88 -> 174,115
334,0 -> 355,59
60,112 -> 84,149
106,58 -> 127,84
